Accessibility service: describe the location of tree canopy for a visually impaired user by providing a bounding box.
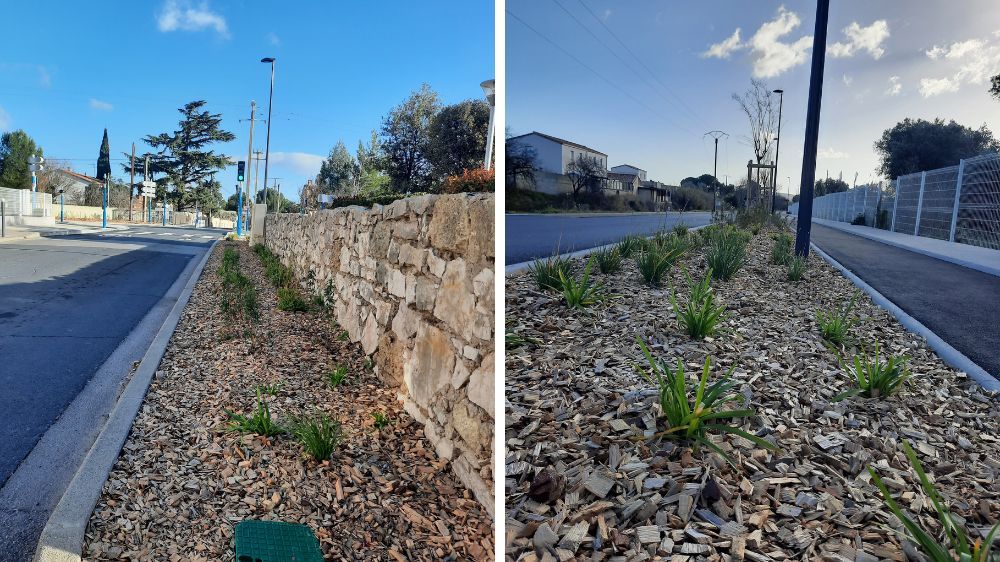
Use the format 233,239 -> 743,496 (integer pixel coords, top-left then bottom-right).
426,99 -> 490,178
379,84 -> 439,192
874,118 -> 999,179
814,177 -> 849,197
97,128 -> 111,181
137,100 -> 235,210
316,140 -> 358,195
0,130 -> 42,189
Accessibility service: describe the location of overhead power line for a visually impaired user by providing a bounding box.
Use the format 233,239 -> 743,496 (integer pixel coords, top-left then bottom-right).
507,9 -> 693,134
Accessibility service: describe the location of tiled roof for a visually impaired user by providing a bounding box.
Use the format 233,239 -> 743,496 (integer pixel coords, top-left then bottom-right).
58,169 -> 103,185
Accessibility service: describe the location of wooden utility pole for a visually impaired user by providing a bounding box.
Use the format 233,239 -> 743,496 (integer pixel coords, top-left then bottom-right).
129,143 -> 135,222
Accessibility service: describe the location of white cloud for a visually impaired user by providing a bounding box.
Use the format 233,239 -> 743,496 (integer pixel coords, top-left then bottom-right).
818,147 -> 850,160
268,152 -> 324,176
157,0 -> 229,38
919,77 -> 960,97
920,34 -> 1000,96
702,28 -> 742,59
885,75 -> 901,96
37,67 -> 51,87
829,20 -> 889,59
267,32 -> 280,46
747,7 -> 813,78
88,98 -> 113,111
602,9 -> 612,21
0,106 -> 9,131
842,74 -> 853,87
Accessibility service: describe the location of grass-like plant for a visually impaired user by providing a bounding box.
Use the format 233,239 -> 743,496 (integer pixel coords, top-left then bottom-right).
528,253 -> 573,292
705,227 -> 749,281
636,338 -> 776,463
869,440 -> 1000,562
636,240 -> 686,287
787,255 -> 807,281
218,248 -> 259,320
290,413 -> 343,462
670,268 -> 728,339
833,341 -> 911,401
226,391 -> 284,437
558,256 -> 608,309
256,381 -> 282,396
673,223 -> 689,237
593,246 -> 623,274
817,291 -> 860,347
617,235 -> 643,258
253,244 -> 295,288
337,329 -> 349,342
506,328 -> 539,348
276,287 -> 309,311
771,232 -> 793,265
372,411 -> 390,429
327,365 -> 348,388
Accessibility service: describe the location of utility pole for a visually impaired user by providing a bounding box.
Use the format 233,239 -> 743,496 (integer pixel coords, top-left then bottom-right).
794,0 -> 830,257
253,150 -> 263,203
130,143 -> 135,223
704,131 -> 728,215
260,57 -> 276,213
270,178 -> 282,213
245,101 -> 256,210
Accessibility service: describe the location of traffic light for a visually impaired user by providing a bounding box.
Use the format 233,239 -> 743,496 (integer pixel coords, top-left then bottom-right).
237,160 -> 246,182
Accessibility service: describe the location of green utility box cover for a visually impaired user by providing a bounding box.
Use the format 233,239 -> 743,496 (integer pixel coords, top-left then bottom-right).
234,520 -> 324,562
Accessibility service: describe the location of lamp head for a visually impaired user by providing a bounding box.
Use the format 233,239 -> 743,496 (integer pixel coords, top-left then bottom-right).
480,79 -> 495,106
773,89 -> 784,94
261,57 -> 275,63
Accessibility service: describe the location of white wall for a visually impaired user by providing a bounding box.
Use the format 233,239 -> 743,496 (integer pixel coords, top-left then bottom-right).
561,145 -> 606,174
611,165 -> 646,182
512,134 -> 607,175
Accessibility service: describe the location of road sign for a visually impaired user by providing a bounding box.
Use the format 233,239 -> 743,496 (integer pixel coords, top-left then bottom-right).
28,164 -> 44,172
141,180 -> 156,188
141,188 -> 156,197
28,155 -> 44,164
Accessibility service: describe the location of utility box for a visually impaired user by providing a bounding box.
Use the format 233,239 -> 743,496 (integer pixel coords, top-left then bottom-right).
250,204 -> 267,244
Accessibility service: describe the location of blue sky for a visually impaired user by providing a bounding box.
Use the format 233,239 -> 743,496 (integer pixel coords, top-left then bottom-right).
507,0 -> 1000,196
0,1 -> 494,201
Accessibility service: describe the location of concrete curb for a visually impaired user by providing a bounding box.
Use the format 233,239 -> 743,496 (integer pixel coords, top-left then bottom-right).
810,243 -> 1000,393
814,220 -> 1000,278
33,239 -> 221,562
505,224 -> 709,275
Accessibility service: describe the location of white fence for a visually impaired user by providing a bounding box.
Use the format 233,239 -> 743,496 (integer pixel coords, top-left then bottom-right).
0,186 -> 53,228
790,153 -> 1000,251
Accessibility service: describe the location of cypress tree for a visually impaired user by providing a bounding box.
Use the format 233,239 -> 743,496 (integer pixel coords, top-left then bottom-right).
97,128 -> 111,181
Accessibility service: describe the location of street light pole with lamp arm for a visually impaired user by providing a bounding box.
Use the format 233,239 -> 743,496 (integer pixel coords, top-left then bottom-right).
771,89 -> 784,213
260,57 -> 275,212
481,79 -> 495,170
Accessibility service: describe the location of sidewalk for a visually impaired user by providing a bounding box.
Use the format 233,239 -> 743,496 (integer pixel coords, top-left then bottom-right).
0,221 -> 128,243
812,218 -> 1000,278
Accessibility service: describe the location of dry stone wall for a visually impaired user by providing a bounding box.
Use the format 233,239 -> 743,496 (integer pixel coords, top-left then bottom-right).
263,194 -> 494,514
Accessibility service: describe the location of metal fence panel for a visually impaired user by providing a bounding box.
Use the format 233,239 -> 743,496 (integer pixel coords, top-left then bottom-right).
916,165 -> 958,241
893,174 -> 922,235
955,153 -> 1000,250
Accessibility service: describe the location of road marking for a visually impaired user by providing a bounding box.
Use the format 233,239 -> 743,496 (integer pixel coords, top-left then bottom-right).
200,235 -> 214,239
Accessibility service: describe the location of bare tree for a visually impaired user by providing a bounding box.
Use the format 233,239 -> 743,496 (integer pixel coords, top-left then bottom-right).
35,160 -> 79,202
733,79 -> 777,190
566,156 -> 606,200
505,141 -> 537,189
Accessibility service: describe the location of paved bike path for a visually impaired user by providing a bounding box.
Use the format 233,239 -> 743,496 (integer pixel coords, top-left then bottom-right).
811,223 -> 1000,379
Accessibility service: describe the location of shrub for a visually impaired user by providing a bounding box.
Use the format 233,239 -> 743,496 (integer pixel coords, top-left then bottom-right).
225,231 -> 239,241
276,287 -> 309,311
671,268 -> 728,339
851,213 -> 867,225
869,440 -> 1000,562
593,246 -> 623,274
636,338 -> 776,463
253,244 -> 295,288
558,256 -> 609,309
327,365 -> 348,388
787,255 -> 807,281
705,227 -> 749,281
290,413 -> 343,461
219,248 -> 259,320
528,253 -> 573,292
617,235 -> 643,258
226,391 -> 283,437
817,291 -> 860,347
833,341 -> 911,401
771,232 -> 793,265
441,168 -> 495,193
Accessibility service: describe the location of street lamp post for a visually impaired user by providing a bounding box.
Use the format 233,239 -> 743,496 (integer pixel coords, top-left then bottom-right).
480,79 -> 496,170
703,131 -> 728,215
260,57 -> 276,212
794,0 -> 830,257
771,89 -> 784,213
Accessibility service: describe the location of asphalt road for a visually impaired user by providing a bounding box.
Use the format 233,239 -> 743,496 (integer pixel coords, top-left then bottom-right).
811,223 -> 1000,379
0,225 -> 225,561
505,211 -> 712,265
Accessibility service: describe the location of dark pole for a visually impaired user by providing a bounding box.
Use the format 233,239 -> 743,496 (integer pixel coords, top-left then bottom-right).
771,90 -> 784,212
261,57 -> 275,213
794,0 -> 830,257
713,137 -> 719,211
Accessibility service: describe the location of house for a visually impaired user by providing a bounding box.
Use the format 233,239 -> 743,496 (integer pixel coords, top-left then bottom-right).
610,164 -> 647,182
606,172 -> 640,195
507,132 -> 607,195
638,180 -> 669,204
48,169 -> 103,204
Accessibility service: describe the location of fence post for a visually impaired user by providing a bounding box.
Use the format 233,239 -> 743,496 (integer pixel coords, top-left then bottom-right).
891,178 -> 900,232
949,159 -> 965,242
875,184 -> 882,228
914,171 -> 926,236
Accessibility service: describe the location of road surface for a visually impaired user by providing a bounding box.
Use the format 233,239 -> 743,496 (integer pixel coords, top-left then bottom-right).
0,224 -> 225,560
811,223 -> 1000,379
505,212 -> 712,265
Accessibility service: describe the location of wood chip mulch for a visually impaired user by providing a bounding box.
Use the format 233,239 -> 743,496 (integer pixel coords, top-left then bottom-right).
505,226 -> 1000,562
83,240 -> 494,561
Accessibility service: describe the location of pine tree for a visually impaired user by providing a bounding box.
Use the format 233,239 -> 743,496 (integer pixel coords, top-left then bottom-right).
97,128 -> 111,181
0,130 -> 42,189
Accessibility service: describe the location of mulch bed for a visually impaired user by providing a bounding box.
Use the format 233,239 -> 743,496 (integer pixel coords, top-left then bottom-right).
83,240 -> 494,561
504,227 -> 1000,561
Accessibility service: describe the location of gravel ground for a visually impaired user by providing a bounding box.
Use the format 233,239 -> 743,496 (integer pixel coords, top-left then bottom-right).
83,241 -> 494,561
505,227 -> 1000,561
